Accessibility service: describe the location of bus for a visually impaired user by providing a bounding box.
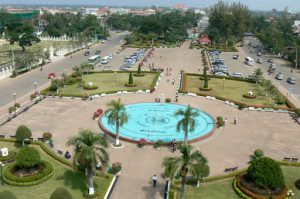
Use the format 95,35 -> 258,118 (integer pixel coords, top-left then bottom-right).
245,57 -> 254,66
88,55 -> 101,65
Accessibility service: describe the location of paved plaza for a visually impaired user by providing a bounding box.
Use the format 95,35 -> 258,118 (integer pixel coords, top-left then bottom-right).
0,41 -> 299,199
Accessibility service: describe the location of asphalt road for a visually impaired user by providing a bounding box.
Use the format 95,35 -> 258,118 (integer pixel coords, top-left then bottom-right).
216,37 -> 300,101
0,31 -> 127,108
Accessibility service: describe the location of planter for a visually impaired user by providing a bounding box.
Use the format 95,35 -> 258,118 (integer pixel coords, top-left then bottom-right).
134,73 -> 145,77
124,83 -> 137,87
243,94 -> 257,99
199,87 -> 212,91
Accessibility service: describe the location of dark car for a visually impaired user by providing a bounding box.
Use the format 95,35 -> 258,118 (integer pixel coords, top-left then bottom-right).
95,50 -> 101,55
84,51 -> 90,56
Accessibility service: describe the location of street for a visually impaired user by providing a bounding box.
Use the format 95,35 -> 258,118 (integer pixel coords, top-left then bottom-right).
0,31 -> 127,109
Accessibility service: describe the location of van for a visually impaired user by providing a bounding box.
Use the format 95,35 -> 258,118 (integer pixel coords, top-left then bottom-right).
101,56 -> 112,64
245,57 -> 254,66
231,72 -> 244,78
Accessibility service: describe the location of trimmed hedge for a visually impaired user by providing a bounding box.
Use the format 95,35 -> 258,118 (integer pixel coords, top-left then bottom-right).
0,151 -> 15,162
243,94 -> 257,99
124,83 -> 137,87
83,85 -> 98,90
3,160 -> 54,186
232,178 -> 252,199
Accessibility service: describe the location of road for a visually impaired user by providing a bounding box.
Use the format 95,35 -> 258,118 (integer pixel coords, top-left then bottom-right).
0,31 -> 127,109
216,37 -> 300,107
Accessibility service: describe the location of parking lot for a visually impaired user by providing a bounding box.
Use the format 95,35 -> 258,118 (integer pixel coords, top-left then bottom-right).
208,37 -> 300,103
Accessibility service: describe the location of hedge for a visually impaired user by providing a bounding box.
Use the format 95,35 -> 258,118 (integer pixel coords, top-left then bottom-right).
232,178 -> 252,199
0,151 -> 16,162
3,160 -> 54,186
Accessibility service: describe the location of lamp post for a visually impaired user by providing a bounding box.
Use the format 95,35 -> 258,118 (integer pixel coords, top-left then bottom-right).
34,82 -> 37,94
12,91 -> 16,106
287,189 -> 294,198
0,161 -> 4,185
223,78 -> 225,90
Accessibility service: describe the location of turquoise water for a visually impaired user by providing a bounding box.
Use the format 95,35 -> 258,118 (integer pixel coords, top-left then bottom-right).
101,103 -> 215,142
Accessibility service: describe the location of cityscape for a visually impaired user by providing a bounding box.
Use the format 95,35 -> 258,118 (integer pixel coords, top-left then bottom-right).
0,0 -> 299,199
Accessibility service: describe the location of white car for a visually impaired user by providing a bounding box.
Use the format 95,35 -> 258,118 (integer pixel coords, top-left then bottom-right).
231,72 -> 244,78
215,72 -> 228,77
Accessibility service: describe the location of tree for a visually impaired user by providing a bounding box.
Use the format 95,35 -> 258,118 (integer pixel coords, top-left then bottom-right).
137,65 -> 142,74
104,99 -> 128,146
175,105 -> 199,144
15,125 -> 32,146
162,145 -> 209,199
128,71 -> 133,85
0,190 -> 17,199
67,129 -> 109,196
50,187 -> 73,199
80,63 -> 94,75
253,68 -> 263,83
16,146 -> 41,169
247,157 -> 284,190
203,67 -> 209,88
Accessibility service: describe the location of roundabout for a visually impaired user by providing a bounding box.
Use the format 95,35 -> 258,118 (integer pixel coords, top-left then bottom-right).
100,103 -> 215,143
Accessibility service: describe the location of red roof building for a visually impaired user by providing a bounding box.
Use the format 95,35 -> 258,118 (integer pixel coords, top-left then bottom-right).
198,35 -> 211,45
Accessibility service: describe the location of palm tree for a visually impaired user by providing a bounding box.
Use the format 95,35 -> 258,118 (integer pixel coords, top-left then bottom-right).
162,144 -> 209,199
175,105 -> 199,144
104,98 -> 128,146
67,129 -> 109,195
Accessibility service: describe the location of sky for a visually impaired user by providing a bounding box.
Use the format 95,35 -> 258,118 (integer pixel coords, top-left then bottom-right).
1,0 -> 300,11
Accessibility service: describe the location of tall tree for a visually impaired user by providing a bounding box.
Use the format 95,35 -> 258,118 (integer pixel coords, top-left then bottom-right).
68,129 -> 109,195
175,105 -> 199,144
104,99 -> 128,146
162,144 -> 209,199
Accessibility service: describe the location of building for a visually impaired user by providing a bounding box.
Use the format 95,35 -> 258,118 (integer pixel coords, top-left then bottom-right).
293,20 -> 300,35
198,35 -> 211,45
80,8 -> 98,16
109,8 -> 130,15
173,4 -> 188,11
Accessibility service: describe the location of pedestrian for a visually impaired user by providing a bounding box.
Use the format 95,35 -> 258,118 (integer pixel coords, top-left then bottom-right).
152,175 -> 157,187
170,68 -> 172,72
224,118 -> 227,127
175,95 -> 178,102
234,116 -> 237,125
172,79 -> 175,85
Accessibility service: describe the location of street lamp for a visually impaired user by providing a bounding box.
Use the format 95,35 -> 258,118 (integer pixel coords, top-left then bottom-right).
12,91 -> 16,106
223,78 -> 225,90
0,161 -> 4,185
33,82 -> 37,94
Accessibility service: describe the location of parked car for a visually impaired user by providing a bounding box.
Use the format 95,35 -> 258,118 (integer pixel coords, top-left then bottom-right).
268,58 -> 273,63
275,73 -> 283,80
287,77 -> 296,84
84,51 -> 90,56
95,50 -> 101,55
48,73 -> 56,79
232,54 -> 239,59
270,63 -> 276,69
257,58 -> 263,64
257,52 -> 262,56
214,72 -> 228,77
231,72 -> 244,78
250,49 -> 254,53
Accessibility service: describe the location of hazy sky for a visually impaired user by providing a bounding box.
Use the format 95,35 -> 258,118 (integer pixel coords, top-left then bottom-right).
1,0 -> 300,11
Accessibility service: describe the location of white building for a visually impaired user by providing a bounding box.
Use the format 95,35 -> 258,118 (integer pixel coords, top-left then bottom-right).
109,8 -> 130,15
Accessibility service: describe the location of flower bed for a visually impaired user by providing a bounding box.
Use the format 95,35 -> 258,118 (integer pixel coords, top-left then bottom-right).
0,151 -> 16,163
3,160 -> 54,186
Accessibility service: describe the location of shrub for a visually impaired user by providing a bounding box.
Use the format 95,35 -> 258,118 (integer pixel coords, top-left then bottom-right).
42,132 -> 52,141
154,140 -> 164,149
137,138 -> 147,148
16,146 -> 41,168
276,95 -> 286,105
64,76 -> 77,85
49,83 -> 58,92
11,70 -> 17,78
15,125 -> 32,145
216,116 -> 224,128
3,160 -> 54,186
83,84 -> 98,90
165,98 -> 171,103
295,179 -> 300,190
254,149 -> 264,159
246,157 -> 284,190
243,94 -> 257,99
50,187 -> 73,199
8,106 -> 16,113
296,109 -> 300,117
0,190 -> 17,199
30,93 -> 37,100
14,103 -> 20,108
112,162 -> 122,174
128,71 -> 133,85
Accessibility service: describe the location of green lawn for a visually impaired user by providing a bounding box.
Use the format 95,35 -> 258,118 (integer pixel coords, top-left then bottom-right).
174,166 -> 300,199
0,141 -> 113,199
184,74 -> 288,108
56,72 -> 159,97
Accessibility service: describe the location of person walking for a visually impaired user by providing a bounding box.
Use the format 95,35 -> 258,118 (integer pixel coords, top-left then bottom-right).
234,116 -> 237,125
224,118 -> 227,127
152,175 -> 157,187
